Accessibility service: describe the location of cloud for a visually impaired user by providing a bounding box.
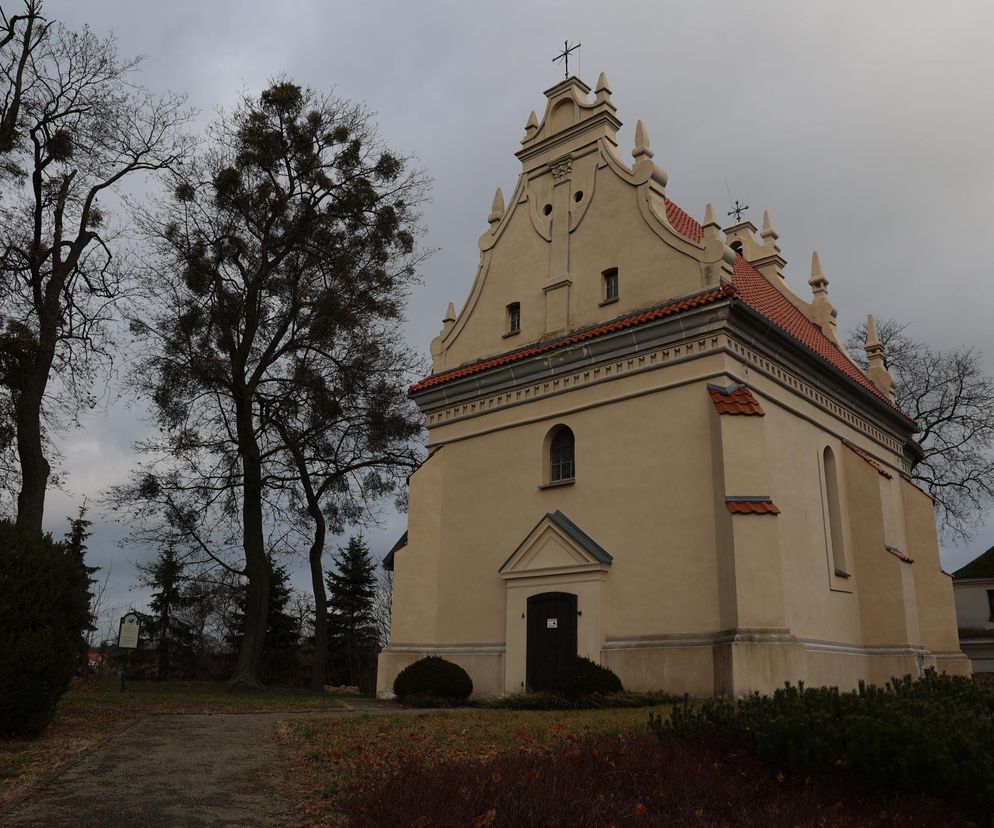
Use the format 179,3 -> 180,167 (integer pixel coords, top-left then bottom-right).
37,0 -> 994,610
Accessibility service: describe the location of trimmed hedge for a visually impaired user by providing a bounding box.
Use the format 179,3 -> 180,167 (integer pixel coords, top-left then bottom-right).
0,521 -> 93,739
393,656 -> 472,702
547,656 -> 623,698
649,670 -> 994,818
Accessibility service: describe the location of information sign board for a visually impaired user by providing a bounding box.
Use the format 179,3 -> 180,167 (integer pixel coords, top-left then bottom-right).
118,612 -> 140,650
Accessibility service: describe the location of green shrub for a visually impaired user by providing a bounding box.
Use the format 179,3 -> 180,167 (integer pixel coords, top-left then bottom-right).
547,656 -> 623,698
0,520 -> 93,739
649,671 -> 994,817
393,656 -> 473,702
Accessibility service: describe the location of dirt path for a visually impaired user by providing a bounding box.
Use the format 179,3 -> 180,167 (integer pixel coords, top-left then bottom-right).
2,701 -> 425,828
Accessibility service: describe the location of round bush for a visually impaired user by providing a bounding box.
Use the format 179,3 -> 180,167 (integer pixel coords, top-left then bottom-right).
0,521 -> 92,739
549,656 -> 623,698
393,656 -> 473,701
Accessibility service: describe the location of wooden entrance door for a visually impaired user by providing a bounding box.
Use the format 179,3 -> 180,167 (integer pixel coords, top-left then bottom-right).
526,592 -> 578,691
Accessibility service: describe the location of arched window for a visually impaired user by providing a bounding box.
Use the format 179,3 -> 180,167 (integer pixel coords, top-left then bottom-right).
823,447 -> 849,577
549,426 -> 575,483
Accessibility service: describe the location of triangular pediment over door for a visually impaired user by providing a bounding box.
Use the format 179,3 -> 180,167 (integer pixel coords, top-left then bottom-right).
499,511 -> 612,580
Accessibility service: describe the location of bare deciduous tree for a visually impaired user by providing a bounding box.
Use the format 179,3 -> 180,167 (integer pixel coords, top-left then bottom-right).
372,565 -> 392,650
126,80 -> 427,688
848,318 -> 994,540
0,14 -> 191,536
0,0 -> 47,155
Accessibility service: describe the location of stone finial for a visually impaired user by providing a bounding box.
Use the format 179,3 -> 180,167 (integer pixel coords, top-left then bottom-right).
748,209 -> 786,281
594,72 -> 612,105
488,187 -> 505,225
632,119 -> 654,160
524,110 -> 539,140
806,250 -> 841,342
864,314 -> 896,400
441,302 -> 456,337
702,202 -> 723,245
760,210 -> 779,243
865,314 -> 882,351
809,250 -> 829,293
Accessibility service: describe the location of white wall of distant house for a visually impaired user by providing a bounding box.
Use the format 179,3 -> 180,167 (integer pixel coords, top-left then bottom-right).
954,580 -> 994,673
954,580 -> 994,630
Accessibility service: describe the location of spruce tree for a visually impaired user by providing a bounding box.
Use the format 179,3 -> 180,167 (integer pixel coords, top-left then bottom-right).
326,535 -> 378,690
228,559 -> 300,684
140,543 -> 195,680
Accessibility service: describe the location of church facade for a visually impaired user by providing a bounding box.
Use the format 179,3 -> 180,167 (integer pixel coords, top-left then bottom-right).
378,75 -> 969,698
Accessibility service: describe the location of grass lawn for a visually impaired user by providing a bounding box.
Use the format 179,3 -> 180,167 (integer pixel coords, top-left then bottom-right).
0,677 -> 347,809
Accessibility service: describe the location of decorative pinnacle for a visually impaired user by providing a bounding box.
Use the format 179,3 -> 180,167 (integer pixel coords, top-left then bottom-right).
865,314 -> 883,352
525,110 -> 539,135
595,72 -> 611,95
488,187 -> 505,225
760,210 -> 779,242
443,302 -> 456,323
703,202 -> 720,228
632,119 -> 654,160
809,250 -> 829,291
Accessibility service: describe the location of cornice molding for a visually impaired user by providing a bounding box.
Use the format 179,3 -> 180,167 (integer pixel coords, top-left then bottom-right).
415,298 -> 911,459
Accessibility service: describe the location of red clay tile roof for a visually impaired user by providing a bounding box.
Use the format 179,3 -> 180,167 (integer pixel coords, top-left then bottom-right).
728,256 -> 893,406
886,544 -> 914,564
843,440 -> 894,479
726,497 -> 781,515
411,199 -> 909,423
664,198 -> 704,243
707,383 -> 765,416
409,283 -> 736,392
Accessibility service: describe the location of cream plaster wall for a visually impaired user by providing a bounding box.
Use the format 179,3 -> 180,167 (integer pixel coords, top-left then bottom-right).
378,76 -> 966,699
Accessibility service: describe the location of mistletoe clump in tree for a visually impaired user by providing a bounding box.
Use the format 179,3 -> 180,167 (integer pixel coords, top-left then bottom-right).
126,80 -> 427,688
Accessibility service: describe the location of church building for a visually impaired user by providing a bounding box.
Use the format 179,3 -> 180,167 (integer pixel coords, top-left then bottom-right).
378,74 -> 969,697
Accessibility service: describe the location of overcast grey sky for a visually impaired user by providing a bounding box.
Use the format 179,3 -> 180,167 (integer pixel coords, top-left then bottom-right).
36,1 -> 994,633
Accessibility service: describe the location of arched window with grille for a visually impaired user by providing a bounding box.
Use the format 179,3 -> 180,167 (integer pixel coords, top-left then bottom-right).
549,426 -> 575,483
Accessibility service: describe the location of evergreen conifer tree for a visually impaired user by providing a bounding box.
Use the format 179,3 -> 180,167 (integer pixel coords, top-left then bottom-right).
139,543 -> 195,679
64,505 -> 98,665
228,559 -> 300,684
326,535 -> 378,690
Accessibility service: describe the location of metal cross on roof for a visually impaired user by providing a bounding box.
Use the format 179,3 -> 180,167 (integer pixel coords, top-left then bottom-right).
727,200 -> 750,222
553,40 -> 580,78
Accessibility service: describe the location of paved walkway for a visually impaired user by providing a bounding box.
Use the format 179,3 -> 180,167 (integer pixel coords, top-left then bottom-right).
3,701 -> 425,828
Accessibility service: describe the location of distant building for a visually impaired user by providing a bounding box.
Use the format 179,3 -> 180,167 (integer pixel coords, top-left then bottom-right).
952,545 -> 994,674
378,74 -> 969,698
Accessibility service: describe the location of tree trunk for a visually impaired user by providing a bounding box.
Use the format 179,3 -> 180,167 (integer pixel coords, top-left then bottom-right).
309,510 -> 328,691
228,399 -> 270,690
14,369 -> 51,539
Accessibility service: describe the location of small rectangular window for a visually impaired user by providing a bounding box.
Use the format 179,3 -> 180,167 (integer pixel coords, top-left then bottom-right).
988,589 -> 994,621
506,302 -> 520,334
602,268 -> 619,303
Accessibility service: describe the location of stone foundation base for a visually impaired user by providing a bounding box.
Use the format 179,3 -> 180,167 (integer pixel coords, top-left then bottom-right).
376,635 -> 971,698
